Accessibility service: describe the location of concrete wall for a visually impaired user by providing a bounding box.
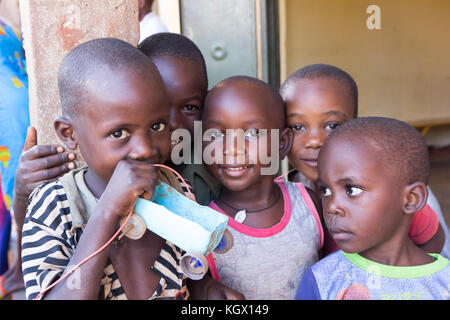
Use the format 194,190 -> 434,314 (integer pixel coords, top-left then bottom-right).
281,0 -> 450,144
19,0 -> 139,165
0,0 -> 20,29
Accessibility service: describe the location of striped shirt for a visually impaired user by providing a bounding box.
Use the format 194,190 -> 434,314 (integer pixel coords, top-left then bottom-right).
21,167 -> 191,300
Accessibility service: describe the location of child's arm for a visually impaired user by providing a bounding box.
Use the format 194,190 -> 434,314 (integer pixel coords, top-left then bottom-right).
14,127 -> 75,229
22,160 -> 159,299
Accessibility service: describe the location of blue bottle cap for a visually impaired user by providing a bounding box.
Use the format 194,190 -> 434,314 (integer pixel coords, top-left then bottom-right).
180,252 -> 208,280
214,228 -> 234,254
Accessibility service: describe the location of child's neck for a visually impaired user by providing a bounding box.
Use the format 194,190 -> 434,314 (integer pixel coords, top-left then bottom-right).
218,179 -> 284,228
84,168 -> 107,199
360,234 -> 435,267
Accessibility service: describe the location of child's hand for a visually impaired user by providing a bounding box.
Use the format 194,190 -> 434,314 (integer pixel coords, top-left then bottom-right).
205,278 -> 246,300
14,127 -> 76,201
99,159 -> 159,219
188,276 -> 245,299
188,275 -> 245,300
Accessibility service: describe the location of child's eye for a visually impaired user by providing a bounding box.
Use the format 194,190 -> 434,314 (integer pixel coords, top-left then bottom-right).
324,122 -> 341,132
290,124 -> 305,132
109,129 -> 130,140
209,129 -> 225,140
183,105 -> 199,112
150,122 -> 166,132
319,186 -> 332,197
346,185 -> 363,197
244,129 -> 265,139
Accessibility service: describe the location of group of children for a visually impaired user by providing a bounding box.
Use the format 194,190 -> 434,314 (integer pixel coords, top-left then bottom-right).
8,32 -> 450,300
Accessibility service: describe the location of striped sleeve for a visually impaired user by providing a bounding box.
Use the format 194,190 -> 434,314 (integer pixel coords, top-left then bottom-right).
150,241 -> 189,300
21,180 -> 76,300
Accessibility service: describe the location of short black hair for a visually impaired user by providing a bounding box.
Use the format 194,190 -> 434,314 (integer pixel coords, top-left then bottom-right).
280,63 -> 358,117
205,75 -> 286,126
58,37 -> 161,118
325,116 -> 430,184
138,32 -> 208,89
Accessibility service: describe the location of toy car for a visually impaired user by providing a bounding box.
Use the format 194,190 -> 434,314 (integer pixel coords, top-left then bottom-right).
121,181 -> 228,280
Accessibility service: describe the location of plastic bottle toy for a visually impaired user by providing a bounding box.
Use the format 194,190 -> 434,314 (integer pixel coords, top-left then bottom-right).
120,181 -> 228,279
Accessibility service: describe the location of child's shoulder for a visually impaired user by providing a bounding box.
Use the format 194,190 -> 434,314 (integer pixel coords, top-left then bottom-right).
278,180 -> 321,215
25,177 -> 71,231
28,178 -> 66,207
276,179 -> 306,191
308,250 -> 362,282
26,168 -> 88,223
311,250 -> 347,269
276,180 -> 310,205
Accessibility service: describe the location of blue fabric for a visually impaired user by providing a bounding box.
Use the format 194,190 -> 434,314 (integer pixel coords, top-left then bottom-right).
295,267 -> 321,300
0,18 -> 29,204
305,250 -> 450,300
0,189 -> 11,274
0,18 -> 29,274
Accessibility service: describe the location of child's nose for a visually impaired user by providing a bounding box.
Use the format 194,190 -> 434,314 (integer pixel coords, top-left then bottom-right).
325,194 -> 345,217
305,128 -> 325,149
169,108 -> 181,132
223,130 -> 245,157
128,134 -> 158,161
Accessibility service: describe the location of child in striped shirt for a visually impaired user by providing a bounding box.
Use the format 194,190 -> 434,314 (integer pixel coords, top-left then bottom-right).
21,38 -> 240,300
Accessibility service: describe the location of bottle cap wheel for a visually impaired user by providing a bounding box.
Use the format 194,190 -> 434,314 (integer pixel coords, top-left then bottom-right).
180,252 -> 208,280
214,228 -> 234,254
120,214 -> 147,240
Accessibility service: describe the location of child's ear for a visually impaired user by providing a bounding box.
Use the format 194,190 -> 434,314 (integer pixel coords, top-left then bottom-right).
279,127 -> 293,160
402,181 -> 428,215
54,116 -> 78,150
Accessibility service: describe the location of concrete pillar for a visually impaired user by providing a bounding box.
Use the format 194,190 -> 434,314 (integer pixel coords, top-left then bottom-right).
19,0 -> 139,164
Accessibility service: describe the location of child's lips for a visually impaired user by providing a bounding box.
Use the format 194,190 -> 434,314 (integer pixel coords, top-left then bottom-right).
301,158 -> 318,167
329,227 -> 353,241
220,165 -> 252,178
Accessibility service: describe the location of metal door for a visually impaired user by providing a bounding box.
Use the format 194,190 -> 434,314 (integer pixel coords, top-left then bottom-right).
180,0 -> 279,89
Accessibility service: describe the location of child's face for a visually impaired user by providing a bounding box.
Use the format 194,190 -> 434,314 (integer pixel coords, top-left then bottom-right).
72,69 -> 171,190
317,136 -> 405,254
203,83 -> 288,192
285,77 -> 355,181
152,56 -> 206,140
